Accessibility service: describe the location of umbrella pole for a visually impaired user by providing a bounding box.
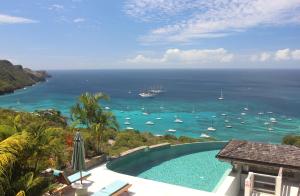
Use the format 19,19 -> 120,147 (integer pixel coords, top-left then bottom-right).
80,170 -> 82,184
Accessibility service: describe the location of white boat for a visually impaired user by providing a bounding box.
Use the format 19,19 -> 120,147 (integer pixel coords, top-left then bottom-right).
142,112 -> 149,115
240,121 -> 245,124
268,127 -> 274,131
125,117 -> 131,120
218,89 -> 224,100
258,112 -> 264,115
264,122 -> 270,125
145,121 -> 154,125
126,127 -> 134,130
226,125 -> 233,128
156,117 -> 162,120
167,129 -> 176,133
124,121 -> 131,125
237,117 -> 242,120
155,134 -> 163,137
128,90 -> 132,94
287,118 -> 292,121
221,113 -> 227,116
241,113 -> 246,116
212,116 -> 217,118
200,133 -> 210,138
174,118 -> 183,123
244,105 -> 249,111
104,106 -> 110,110
207,127 -> 216,131
207,120 -> 216,131
139,92 -> 156,98
225,119 -> 229,123
270,118 -> 277,123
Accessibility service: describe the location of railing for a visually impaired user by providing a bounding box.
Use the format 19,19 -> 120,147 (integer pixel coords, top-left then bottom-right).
244,167 -> 283,196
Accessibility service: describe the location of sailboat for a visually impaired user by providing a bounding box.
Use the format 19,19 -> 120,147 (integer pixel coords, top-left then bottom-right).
207,120 -> 216,131
218,89 -> 224,100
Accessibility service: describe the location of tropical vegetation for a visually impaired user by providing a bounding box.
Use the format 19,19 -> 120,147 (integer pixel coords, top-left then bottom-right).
282,135 -> 300,147
0,92 -> 213,195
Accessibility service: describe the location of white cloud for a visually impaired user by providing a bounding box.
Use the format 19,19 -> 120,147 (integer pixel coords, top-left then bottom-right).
275,48 -> 290,60
251,49 -> 300,62
0,14 -> 37,24
73,18 -> 85,23
127,48 -> 234,65
49,4 -> 64,11
125,0 -> 300,43
291,50 -> 300,60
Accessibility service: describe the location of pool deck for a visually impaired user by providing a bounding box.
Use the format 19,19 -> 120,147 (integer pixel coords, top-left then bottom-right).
66,163 -> 217,196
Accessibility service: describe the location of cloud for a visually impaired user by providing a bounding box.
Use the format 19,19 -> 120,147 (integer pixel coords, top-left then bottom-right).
124,0 -> 300,43
251,49 -> 300,62
291,50 -> 300,60
251,52 -> 271,62
49,4 -> 64,11
275,48 -> 291,60
0,14 -> 37,24
127,48 -> 234,65
73,18 -> 85,23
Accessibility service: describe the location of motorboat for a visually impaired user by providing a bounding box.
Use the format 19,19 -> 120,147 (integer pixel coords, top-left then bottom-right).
145,121 -> 154,125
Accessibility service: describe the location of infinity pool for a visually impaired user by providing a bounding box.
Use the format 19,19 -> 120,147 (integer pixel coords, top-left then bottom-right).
107,142 -> 231,192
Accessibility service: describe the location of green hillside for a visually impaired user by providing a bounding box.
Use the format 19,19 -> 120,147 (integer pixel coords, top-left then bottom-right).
0,60 -> 50,95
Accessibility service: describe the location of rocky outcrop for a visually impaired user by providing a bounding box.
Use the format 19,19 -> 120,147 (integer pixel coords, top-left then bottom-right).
0,60 -> 51,95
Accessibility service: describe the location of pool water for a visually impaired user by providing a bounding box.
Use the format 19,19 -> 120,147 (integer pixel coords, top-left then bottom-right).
137,150 -> 231,192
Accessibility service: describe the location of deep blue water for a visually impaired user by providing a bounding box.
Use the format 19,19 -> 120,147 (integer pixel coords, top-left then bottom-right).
1,69 -> 300,143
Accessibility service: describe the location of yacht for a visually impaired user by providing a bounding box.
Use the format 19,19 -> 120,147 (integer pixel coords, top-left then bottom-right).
200,133 -> 210,138
104,106 -> 110,110
221,113 -> 227,116
139,92 -> 156,98
207,127 -> 216,131
156,117 -> 162,120
240,121 -> 245,124
167,129 -> 176,133
244,105 -> 249,111
149,86 -> 165,94
264,122 -> 270,125
145,121 -> 154,125
124,121 -> 131,125
270,118 -> 277,123
142,112 -> 149,115
126,127 -> 134,130
258,112 -> 264,115
241,112 -> 246,116
218,89 -> 224,100
174,118 -> 183,123
155,134 -> 163,137
125,117 -> 131,120
226,125 -> 233,128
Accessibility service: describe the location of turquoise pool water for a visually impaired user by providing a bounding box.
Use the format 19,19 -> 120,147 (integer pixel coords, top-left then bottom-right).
137,150 -> 230,192
107,142 -> 231,192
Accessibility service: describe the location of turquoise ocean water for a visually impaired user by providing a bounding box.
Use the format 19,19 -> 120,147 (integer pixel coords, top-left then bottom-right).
0,69 -> 300,143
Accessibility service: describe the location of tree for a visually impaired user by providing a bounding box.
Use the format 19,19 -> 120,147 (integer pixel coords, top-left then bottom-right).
71,92 -> 119,154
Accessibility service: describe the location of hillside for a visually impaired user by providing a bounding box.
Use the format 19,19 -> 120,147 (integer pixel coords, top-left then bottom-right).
0,60 -> 50,95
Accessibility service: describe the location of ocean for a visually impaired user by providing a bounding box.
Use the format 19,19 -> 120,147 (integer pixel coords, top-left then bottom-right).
1,69 -> 300,143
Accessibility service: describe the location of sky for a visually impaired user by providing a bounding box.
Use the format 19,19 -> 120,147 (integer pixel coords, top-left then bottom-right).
0,0 -> 300,70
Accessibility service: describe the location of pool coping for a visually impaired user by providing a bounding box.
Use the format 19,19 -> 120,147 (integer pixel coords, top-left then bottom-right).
212,168 -> 233,192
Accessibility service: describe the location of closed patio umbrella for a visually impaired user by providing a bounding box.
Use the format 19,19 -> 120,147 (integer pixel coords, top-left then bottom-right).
71,131 -> 86,184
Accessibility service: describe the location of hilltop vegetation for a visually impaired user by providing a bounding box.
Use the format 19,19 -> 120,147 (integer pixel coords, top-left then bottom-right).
0,92 -> 213,195
282,135 -> 300,147
0,60 -> 50,95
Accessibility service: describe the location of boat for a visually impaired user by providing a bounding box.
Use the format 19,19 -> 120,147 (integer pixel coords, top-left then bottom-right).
142,112 -> 149,115
200,133 -> 210,138
104,106 -> 110,110
149,86 -> 165,94
156,117 -> 162,120
258,112 -> 264,115
241,113 -> 246,116
264,122 -> 270,125
212,115 -> 217,118
139,92 -> 156,98
155,134 -> 163,137
125,117 -> 131,120
240,121 -> 245,124
124,121 -> 131,125
207,127 -> 216,131
226,125 -> 233,128
174,118 -> 183,123
244,105 -> 249,111
207,120 -> 216,131
126,127 -> 134,130
167,129 -> 176,133
128,90 -> 132,94
287,118 -> 292,121
145,121 -> 154,125
270,118 -> 277,123
221,113 -> 227,116
218,89 -> 224,100
237,117 -> 242,120
268,127 -> 274,131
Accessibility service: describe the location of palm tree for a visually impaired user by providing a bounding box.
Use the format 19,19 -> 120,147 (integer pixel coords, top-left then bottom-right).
71,92 -> 119,154
71,92 -> 109,128
92,111 -> 119,154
